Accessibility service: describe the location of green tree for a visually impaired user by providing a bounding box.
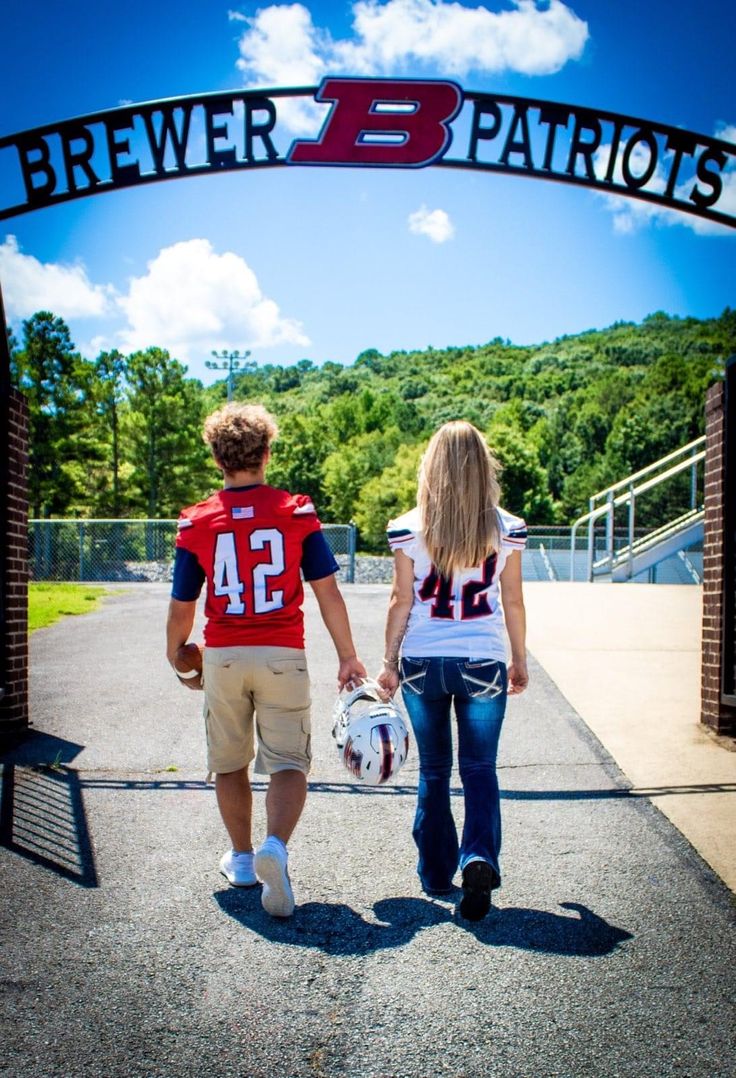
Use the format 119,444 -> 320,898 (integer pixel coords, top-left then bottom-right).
9,306 -> 732,538
124,348 -> 211,518
486,417 -> 555,524
353,442 -> 425,551
266,411 -> 333,508
321,427 -> 403,522
604,355 -> 709,479
92,349 -> 127,515
14,312 -> 101,517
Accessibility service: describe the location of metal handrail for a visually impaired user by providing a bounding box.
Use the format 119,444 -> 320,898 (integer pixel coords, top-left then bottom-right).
592,508 -> 704,570
570,438 -> 705,581
587,435 -> 705,506
623,450 -> 705,499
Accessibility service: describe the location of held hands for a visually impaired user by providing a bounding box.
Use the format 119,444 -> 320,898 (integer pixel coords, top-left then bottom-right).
507,657 -> 529,695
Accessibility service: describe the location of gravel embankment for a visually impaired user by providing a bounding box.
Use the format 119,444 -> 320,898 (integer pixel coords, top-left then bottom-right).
88,555 -> 394,585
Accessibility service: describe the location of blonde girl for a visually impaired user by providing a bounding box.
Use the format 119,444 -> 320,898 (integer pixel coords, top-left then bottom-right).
378,421 -> 528,920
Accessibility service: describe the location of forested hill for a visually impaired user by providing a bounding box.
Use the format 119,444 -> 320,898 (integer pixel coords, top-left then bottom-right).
10,308 -> 735,550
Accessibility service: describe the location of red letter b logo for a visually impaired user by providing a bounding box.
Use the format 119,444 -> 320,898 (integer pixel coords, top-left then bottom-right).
287,78 -> 462,167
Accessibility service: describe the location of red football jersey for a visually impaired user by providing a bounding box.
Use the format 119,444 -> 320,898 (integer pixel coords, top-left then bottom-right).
175,485 -> 322,648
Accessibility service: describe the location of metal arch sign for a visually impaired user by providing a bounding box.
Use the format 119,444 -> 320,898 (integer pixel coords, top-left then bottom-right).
0,78 -> 734,229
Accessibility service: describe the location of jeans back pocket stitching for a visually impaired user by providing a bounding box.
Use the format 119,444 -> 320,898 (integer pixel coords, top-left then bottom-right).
400,660 -> 428,694
401,671 -> 427,694
460,668 -> 504,698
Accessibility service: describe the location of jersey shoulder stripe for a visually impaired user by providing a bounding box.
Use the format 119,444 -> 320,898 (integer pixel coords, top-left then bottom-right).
293,500 -> 317,516
497,506 -> 528,549
178,487 -> 319,523
257,488 -> 319,520
387,507 -> 421,533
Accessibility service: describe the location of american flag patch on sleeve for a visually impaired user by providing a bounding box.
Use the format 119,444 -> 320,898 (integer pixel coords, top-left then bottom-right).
231,506 -> 255,519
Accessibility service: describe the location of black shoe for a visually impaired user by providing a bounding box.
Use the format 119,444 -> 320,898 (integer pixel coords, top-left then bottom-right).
459,860 -> 494,921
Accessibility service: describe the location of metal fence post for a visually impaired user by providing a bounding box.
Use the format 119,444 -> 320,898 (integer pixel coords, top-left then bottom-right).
587,516 -> 596,581
347,522 -> 356,584
570,521 -> 578,582
691,446 -> 698,510
43,517 -> 51,578
606,489 -> 615,570
627,482 -> 635,579
78,521 -> 85,581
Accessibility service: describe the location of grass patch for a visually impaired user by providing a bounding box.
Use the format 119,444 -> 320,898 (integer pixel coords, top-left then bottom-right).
28,583 -> 113,633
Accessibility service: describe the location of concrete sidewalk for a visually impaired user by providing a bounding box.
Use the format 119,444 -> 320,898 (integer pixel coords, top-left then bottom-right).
1,582 -> 734,1078
524,582 -> 736,893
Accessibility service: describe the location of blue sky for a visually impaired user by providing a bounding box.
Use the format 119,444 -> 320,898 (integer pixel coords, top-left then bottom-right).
0,0 -> 734,385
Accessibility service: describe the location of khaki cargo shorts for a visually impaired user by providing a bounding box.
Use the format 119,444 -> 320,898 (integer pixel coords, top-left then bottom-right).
202,646 -> 311,776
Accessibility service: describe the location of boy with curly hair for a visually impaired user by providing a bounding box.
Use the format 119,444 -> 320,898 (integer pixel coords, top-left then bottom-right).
166,402 -> 366,917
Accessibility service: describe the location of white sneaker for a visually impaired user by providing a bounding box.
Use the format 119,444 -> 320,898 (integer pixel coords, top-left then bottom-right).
254,838 -> 295,918
219,849 -> 257,888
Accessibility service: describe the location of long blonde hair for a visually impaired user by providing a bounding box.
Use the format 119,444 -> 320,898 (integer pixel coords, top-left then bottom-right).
418,421 -> 501,578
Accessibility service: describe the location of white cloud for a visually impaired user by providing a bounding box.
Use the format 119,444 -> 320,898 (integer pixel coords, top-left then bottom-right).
116,239 -> 310,362
235,1 -> 589,131
337,0 -> 588,77
0,235 -> 114,320
234,3 -> 327,85
233,3 -> 330,133
594,128 -> 736,237
408,204 -> 455,242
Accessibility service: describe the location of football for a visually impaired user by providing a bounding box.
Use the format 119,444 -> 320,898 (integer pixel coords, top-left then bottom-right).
174,642 -> 204,690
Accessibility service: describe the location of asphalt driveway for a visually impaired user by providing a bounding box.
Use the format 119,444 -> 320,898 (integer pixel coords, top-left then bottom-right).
1,583 -> 734,1077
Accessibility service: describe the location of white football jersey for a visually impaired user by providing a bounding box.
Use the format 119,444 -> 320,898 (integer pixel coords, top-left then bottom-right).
386,506 -> 527,661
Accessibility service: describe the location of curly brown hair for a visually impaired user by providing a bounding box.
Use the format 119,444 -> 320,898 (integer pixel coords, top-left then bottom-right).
203,403 -> 279,474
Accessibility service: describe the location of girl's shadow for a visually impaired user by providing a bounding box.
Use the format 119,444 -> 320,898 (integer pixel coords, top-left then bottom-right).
214,890 -> 632,957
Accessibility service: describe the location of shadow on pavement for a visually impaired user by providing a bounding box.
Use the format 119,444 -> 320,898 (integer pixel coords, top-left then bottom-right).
2,733 -> 729,896
0,730 -> 86,768
307,781 -> 736,799
461,900 -> 634,954
501,784 -> 736,799
0,763 -> 98,888
214,891 -> 632,957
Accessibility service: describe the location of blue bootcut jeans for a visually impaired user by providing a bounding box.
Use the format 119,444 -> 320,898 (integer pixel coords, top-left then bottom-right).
400,655 -> 508,893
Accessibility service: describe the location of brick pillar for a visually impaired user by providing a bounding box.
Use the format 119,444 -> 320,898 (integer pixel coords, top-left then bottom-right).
0,388 -> 29,735
701,375 -> 736,734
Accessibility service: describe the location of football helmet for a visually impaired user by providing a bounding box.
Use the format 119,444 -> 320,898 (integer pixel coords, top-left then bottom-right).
332,679 -> 410,785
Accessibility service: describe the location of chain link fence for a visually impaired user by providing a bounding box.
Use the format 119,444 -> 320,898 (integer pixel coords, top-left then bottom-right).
29,520 -> 357,584
28,520 -> 701,586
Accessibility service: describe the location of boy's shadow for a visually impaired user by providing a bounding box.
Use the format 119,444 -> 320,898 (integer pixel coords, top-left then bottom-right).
214,890 -> 632,957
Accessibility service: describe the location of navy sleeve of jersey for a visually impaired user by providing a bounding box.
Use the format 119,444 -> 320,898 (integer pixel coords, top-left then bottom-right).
301,529 -> 340,581
171,546 -> 205,601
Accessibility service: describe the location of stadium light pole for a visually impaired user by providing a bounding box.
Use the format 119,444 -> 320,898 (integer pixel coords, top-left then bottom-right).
205,349 -> 251,401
